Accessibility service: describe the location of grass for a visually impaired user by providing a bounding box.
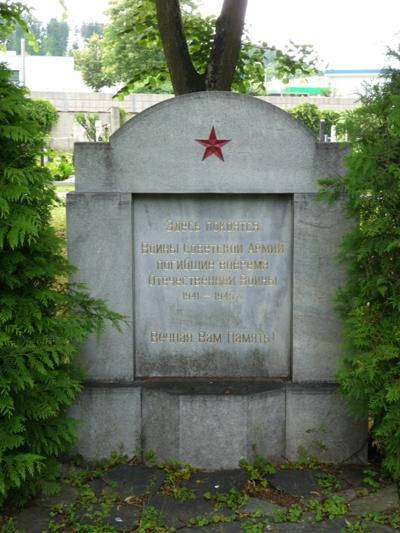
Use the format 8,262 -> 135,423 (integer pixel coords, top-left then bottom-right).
51,183 -> 73,244
51,204 -> 67,240
55,184 -> 74,193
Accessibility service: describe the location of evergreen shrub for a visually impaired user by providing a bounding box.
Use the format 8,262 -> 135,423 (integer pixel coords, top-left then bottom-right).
0,63 -> 122,506
288,102 -> 343,138
319,51 -> 400,479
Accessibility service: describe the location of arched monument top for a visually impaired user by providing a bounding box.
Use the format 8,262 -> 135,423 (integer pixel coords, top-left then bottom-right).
74,91 -> 345,194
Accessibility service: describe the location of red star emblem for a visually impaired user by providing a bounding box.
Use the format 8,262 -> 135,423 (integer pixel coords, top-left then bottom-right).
195,126 -> 231,161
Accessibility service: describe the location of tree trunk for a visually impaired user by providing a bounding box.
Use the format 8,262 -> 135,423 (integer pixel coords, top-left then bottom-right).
155,0 -> 204,94
155,0 -> 248,94
206,0 -> 248,91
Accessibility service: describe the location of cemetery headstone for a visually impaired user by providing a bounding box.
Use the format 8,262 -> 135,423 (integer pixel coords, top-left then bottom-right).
67,92 -> 367,468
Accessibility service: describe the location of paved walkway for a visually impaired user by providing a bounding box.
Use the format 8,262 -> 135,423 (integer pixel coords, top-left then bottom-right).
2,462 -> 399,532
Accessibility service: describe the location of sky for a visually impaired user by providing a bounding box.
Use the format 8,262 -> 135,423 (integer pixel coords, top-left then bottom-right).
23,0 -> 400,70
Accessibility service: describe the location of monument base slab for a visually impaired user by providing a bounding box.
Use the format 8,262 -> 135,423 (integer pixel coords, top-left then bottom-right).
70,381 -> 367,468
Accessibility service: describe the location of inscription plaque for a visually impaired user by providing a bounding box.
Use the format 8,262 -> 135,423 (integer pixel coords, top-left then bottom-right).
134,195 -> 292,377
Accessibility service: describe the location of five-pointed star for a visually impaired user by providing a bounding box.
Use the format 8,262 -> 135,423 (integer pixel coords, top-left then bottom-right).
195,126 -> 231,161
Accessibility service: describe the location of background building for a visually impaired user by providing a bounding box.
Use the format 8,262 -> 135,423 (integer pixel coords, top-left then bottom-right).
266,69 -> 381,97
0,52 -> 364,151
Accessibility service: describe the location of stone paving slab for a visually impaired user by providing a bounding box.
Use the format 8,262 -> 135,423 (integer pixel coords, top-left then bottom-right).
179,524 -> 244,533
334,487 -> 359,503
348,484 -> 399,515
336,464 -> 374,490
180,520 -> 400,533
363,522 -> 400,532
103,464 -> 165,498
183,469 -> 248,497
87,475 -> 110,496
103,503 -> 141,532
13,506 -> 51,533
34,484 -> 79,508
147,493 -> 220,528
55,502 -> 141,532
12,485 -> 79,533
242,496 -> 285,515
5,464 -> 400,533
267,470 -> 321,498
271,518 -> 348,531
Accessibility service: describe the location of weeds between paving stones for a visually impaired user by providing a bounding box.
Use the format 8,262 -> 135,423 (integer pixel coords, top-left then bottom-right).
239,454 -> 295,506
362,468 -> 384,491
316,472 -> 342,492
204,488 -> 249,512
159,459 -> 197,501
2,449 -> 400,533
306,495 -> 348,521
137,506 -> 175,532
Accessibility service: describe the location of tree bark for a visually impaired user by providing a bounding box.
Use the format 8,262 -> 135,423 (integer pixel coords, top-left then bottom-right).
155,0 -> 248,94
155,0 -> 204,94
206,0 -> 248,91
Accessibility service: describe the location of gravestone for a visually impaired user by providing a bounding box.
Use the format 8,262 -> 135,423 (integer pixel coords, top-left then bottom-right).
67,92 -> 367,468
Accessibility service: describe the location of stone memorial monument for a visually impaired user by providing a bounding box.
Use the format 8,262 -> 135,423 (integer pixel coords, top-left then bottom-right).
67,92 -> 366,468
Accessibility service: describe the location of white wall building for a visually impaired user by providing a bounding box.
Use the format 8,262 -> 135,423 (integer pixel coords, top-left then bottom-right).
0,51 -> 104,93
324,69 -> 381,97
0,53 -> 361,150
1,52 -> 381,98
267,69 -> 381,98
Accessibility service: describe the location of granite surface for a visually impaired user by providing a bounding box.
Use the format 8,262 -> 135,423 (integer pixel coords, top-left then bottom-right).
75,92 -> 343,194
67,91 -> 367,467
134,195 -> 292,378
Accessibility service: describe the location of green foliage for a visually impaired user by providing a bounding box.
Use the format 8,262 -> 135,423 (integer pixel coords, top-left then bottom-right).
6,14 -> 70,56
0,1 -> 30,43
138,506 -> 174,532
0,63 -> 123,506
268,41 -> 319,84
240,452 -> 275,488
319,49 -> 400,481
316,472 -> 341,492
204,487 -> 248,511
74,0 -> 318,95
159,458 -> 197,500
74,34 -> 113,92
241,516 -> 270,533
74,112 -> 99,142
288,103 -> 343,137
28,99 -> 58,134
171,486 -> 196,501
48,483 -> 119,532
189,511 -> 234,527
272,504 -> 304,523
294,447 -> 320,469
361,468 -> 382,490
100,0 -> 198,94
62,452 -> 128,489
239,452 -> 275,494
47,151 -> 74,181
119,107 -> 127,126
6,14 -> 44,55
141,448 -> 156,467
294,427 -> 328,468
43,18 -> 69,56
306,495 -> 348,522
81,22 -> 104,41
341,521 -> 369,532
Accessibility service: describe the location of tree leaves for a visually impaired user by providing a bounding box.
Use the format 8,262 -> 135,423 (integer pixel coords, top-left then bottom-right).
320,49 -> 400,480
0,63 -> 124,505
74,0 -> 319,95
